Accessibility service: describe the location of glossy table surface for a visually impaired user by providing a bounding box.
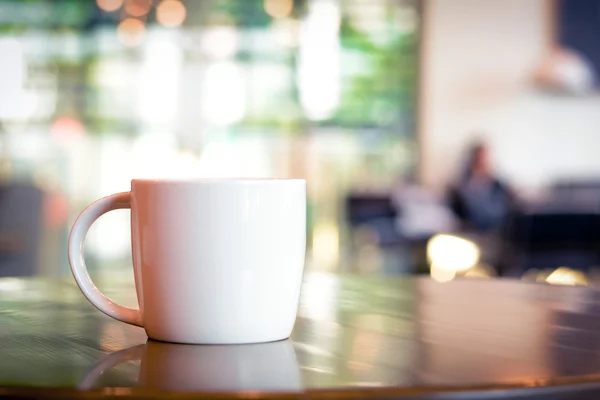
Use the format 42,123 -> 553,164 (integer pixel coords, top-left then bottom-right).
2,272 -> 600,399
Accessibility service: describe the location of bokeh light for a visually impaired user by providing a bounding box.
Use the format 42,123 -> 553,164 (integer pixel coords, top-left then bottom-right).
117,18 -> 146,47
156,0 -> 187,28
312,221 -> 340,271
545,267 -> 588,286
430,265 -> 456,283
297,0 -> 341,120
96,0 -> 124,12
464,263 -> 495,279
201,26 -> 238,59
427,234 -> 480,276
201,62 -> 246,125
50,116 -> 85,145
272,18 -> 300,48
0,38 -> 33,120
137,36 -> 182,124
264,0 -> 294,19
124,0 -> 152,17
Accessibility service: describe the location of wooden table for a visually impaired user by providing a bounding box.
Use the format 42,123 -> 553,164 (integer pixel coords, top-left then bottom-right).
2,272 -> 600,399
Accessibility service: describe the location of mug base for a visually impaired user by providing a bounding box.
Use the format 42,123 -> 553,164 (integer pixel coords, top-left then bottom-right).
145,334 -> 292,345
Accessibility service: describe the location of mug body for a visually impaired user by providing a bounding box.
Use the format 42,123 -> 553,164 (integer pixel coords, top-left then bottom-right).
130,179 -> 306,344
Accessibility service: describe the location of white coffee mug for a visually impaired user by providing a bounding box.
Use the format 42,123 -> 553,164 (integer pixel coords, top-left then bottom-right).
68,179 -> 306,344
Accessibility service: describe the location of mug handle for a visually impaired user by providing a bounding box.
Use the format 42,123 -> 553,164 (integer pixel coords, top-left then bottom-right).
78,344 -> 144,390
68,192 -> 142,327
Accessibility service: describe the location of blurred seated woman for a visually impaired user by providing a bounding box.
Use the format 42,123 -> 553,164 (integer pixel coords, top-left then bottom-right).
450,143 -> 514,232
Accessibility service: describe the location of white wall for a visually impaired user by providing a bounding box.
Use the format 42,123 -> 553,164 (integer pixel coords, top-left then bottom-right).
420,0 -> 600,190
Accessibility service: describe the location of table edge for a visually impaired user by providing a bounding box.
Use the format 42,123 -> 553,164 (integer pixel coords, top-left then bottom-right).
4,374 -> 600,399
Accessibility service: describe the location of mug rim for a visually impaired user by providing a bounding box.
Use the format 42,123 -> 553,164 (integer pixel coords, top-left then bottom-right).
131,178 -> 306,184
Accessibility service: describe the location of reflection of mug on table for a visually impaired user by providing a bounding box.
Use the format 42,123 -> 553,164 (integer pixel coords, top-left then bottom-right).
80,340 -> 303,392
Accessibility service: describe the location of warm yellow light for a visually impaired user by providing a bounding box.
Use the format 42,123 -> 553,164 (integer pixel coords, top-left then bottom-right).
431,265 -> 456,283
97,0 -> 124,12
546,267 -> 588,286
156,0 -> 187,28
427,234 -> 480,272
312,221 -> 339,270
264,0 -> 293,19
117,18 -> 146,47
464,263 -> 495,279
124,0 -> 152,17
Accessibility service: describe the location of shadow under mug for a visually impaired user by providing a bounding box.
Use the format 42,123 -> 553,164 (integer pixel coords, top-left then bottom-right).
79,339 -> 303,393
68,179 -> 307,344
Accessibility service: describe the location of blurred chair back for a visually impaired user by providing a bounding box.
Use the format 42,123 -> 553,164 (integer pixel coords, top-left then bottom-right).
0,183 -> 44,276
345,193 -> 396,227
505,210 -> 600,275
345,193 -> 401,246
551,180 -> 600,210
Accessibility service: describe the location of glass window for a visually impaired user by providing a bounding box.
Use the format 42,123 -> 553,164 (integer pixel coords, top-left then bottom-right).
0,0 -> 420,275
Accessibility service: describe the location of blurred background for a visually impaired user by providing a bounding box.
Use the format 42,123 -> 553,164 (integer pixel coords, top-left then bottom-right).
1,0 -> 600,285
